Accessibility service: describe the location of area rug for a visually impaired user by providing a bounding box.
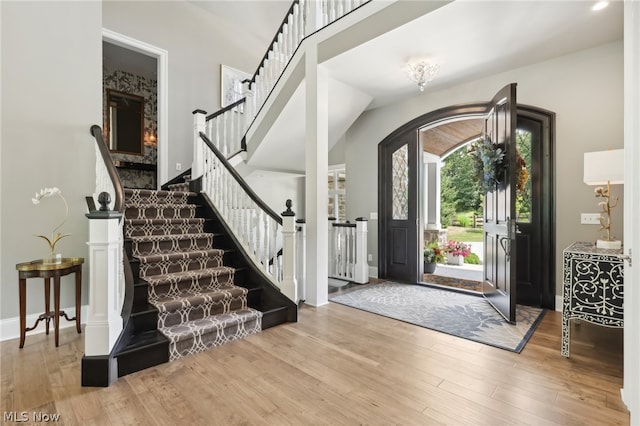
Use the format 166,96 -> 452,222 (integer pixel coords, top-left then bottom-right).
329,282 -> 545,353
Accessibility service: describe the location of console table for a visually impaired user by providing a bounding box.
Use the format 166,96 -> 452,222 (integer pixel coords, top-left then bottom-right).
16,257 -> 84,348
561,242 -> 623,357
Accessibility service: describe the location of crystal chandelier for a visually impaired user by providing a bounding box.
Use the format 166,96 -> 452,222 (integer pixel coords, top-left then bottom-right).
407,61 -> 439,92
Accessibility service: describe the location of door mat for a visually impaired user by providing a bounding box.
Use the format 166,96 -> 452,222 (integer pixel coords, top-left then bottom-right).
329,281 -> 545,352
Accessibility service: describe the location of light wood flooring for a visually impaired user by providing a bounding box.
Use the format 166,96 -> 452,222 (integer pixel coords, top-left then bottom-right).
1,301 -> 628,425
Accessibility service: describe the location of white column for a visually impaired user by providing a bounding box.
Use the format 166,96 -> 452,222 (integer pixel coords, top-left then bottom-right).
280,201 -> 298,303
304,45 -> 329,306
192,110 -> 207,180
424,152 -> 442,230
84,214 -> 123,356
623,1 -> 640,422
354,218 -> 369,283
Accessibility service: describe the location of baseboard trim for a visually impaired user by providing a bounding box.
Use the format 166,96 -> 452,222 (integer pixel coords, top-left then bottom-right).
368,266 -> 378,279
555,295 -> 563,312
0,305 -> 89,342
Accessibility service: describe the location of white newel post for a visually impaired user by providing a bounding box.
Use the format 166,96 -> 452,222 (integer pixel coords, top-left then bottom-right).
192,109 -> 207,180
281,200 -> 298,303
85,210 -> 124,357
354,217 -> 369,283
296,219 -> 306,303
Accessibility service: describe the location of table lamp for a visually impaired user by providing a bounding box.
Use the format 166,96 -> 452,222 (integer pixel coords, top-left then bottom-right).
583,149 -> 624,249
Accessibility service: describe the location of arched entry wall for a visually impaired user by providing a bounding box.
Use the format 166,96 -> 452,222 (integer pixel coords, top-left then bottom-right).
378,103 -> 555,309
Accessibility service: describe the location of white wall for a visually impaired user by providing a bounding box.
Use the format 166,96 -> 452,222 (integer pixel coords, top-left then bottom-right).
245,175 -> 306,219
102,1 -> 271,182
1,1 -> 102,321
345,41 -> 624,296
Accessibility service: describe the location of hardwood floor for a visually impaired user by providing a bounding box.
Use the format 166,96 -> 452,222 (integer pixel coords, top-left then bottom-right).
1,301 -> 628,425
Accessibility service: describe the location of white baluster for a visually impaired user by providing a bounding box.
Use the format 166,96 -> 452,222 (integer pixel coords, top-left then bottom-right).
223,113 -> 229,157
328,218 -> 336,278
347,227 -> 352,278
350,226 -> 356,278
242,194 -> 249,247
271,220 -> 278,281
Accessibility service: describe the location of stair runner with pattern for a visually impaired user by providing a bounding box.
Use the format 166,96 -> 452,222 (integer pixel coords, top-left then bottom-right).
124,188 -> 262,361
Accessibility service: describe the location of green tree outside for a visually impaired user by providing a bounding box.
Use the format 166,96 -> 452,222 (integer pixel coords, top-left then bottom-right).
440,146 -> 482,227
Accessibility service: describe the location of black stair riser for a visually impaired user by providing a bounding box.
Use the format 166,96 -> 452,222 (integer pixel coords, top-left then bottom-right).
133,283 -> 148,304
131,310 -> 159,334
130,261 -> 140,278
117,341 -> 169,377
124,240 -> 133,257
246,288 -> 262,308
261,307 -> 289,330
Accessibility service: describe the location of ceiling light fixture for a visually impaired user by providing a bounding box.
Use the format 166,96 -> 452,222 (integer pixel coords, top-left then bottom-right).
407,61 -> 439,92
592,1 -> 609,11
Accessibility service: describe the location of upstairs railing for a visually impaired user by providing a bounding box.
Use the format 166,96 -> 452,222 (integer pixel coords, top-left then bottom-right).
328,217 -> 369,283
244,0 -> 370,127
198,132 -> 298,302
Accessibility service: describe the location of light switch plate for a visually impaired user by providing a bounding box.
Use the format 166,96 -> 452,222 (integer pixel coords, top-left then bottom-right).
581,213 -> 601,225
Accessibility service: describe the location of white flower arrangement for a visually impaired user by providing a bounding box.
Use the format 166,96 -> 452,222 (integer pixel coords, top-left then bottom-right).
32,187 -> 70,255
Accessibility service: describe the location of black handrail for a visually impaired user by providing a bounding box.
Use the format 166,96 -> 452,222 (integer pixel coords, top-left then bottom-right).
90,125 -> 124,213
199,132 -> 283,225
248,0 -> 300,88
206,97 -> 247,121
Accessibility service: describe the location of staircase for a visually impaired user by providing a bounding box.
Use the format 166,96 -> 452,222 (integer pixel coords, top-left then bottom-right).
117,187 -> 271,372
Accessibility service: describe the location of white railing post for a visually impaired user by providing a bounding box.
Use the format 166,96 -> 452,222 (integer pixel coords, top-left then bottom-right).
296,219 -> 306,303
354,217 -> 369,283
84,199 -> 124,358
192,109 -> 207,180
281,200 -> 298,303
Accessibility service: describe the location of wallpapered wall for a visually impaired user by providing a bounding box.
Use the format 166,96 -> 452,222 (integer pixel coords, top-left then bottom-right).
103,68 -> 158,189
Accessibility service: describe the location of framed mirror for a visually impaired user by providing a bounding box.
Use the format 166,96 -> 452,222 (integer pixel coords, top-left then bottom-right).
106,89 -> 144,155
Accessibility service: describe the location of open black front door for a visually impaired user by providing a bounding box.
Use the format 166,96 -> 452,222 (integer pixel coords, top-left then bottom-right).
482,84 -> 518,322
379,131 -> 420,282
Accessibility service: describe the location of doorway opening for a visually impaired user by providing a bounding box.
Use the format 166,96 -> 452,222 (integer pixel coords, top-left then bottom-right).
102,29 -> 168,189
379,101 -> 555,310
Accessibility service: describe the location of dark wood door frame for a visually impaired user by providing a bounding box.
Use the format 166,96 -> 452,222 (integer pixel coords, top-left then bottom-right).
378,103 -> 556,309
516,105 -> 556,309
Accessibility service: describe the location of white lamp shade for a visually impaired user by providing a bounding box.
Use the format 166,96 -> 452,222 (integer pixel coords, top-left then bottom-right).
583,149 -> 624,185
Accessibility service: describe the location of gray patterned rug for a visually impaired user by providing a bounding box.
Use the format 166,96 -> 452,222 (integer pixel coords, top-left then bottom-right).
329,282 -> 545,353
